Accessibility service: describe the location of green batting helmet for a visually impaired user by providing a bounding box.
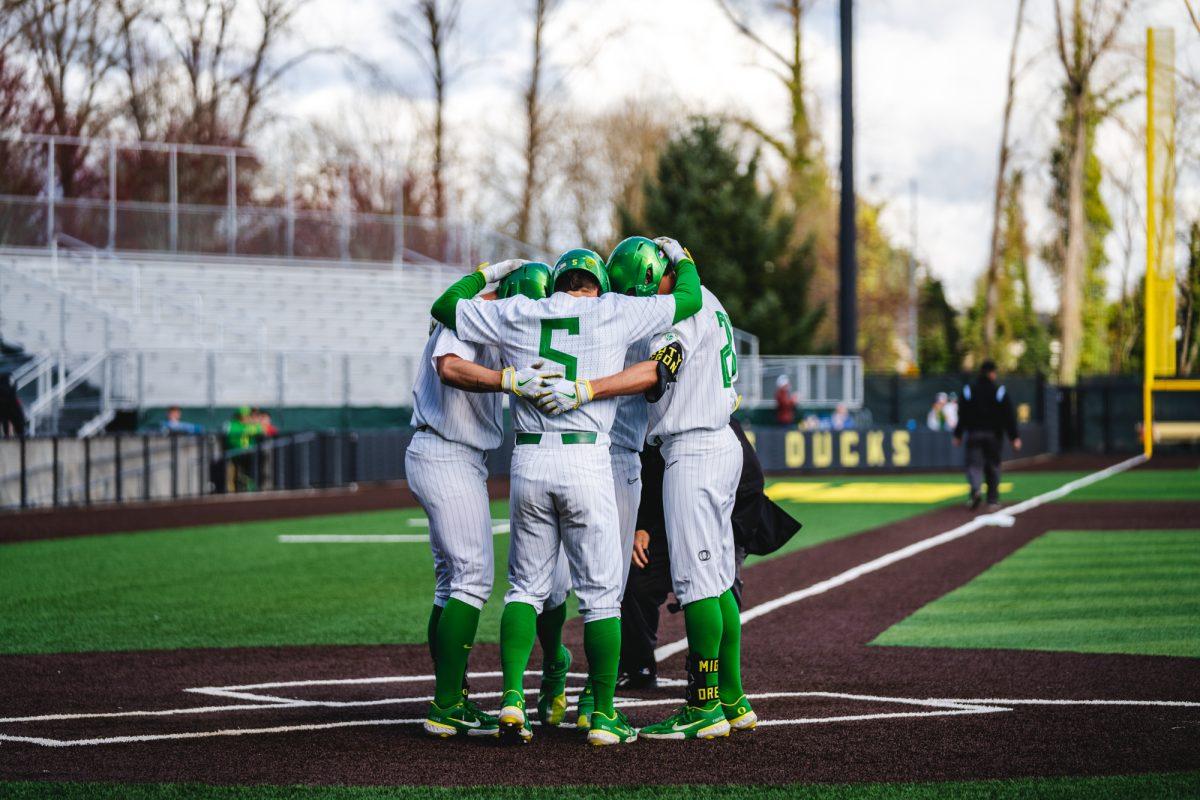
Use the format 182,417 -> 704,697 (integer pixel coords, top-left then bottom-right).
498,261 -> 552,300
551,248 -> 610,294
606,236 -> 670,297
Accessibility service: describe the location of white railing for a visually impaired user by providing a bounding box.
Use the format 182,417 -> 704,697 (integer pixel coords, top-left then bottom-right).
743,355 -> 864,410
0,131 -> 545,267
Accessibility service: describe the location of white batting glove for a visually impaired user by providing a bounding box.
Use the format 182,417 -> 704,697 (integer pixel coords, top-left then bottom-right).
653,236 -> 690,266
476,259 -> 528,284
502,360 -> 561,400
535,378 -> 595,416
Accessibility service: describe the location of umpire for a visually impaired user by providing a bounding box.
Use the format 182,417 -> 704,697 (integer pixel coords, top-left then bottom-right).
953,360 -> 1022,511
618,418 -> 801,688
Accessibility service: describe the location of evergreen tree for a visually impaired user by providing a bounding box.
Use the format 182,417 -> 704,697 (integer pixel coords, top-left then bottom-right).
917,277 -> 961,374
619,118 -> 824,354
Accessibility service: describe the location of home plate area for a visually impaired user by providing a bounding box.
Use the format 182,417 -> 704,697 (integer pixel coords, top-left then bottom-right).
4,669 -> 1198,749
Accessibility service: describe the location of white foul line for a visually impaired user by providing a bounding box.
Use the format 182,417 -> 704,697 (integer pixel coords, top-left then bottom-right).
4,685 -> 1197,748
655,454 -> 1148,661
278,522 -> 510,544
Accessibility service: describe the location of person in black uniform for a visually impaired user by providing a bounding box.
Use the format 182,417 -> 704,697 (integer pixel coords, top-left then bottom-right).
618,418 -> 802,688
953,360 -> 1021,510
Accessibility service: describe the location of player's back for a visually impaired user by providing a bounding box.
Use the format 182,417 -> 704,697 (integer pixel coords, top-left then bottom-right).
465,291 -> 674,436
647,286 -> 738,439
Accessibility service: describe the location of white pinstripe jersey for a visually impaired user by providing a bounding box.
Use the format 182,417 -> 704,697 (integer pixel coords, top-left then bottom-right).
610,339 -> 651,451
647,286 -> 739,439
455,292 -> 675,436
410,319 -> 504,451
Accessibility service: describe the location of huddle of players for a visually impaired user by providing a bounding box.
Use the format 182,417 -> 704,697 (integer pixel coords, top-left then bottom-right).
408,235 -> 750,746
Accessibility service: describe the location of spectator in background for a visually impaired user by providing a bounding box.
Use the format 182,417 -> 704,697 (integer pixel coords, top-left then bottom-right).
830,403 -> 854,431
0,375 -> 25,438
927,392 -> 950,431
944,392 -> 960,431
250,407 -> 279,438
774,374 -> 797,425
161,405 -> 204,434
224,407 -> 260,492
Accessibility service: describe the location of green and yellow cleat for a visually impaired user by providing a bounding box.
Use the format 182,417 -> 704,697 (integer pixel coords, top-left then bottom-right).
497,689 -> 532,743
721,695 -> 757,731
575,682 -> 594,730
537,645 -> 571,727
423,699 -> 500,738
639,703 -> 731,740
586,709 -> 638,746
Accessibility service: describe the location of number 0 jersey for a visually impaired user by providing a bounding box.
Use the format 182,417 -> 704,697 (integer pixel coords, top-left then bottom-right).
646,286 -> 739,440
454,292 -> 676,436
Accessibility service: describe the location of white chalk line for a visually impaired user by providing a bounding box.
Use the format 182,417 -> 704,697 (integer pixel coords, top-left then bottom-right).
5,687 -> 1197,748
654,454 -> 1148,662
280,525 -> 511,544
2,456 -> 1175,749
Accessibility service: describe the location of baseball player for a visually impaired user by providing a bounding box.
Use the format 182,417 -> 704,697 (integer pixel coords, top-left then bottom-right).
429,248 -> 702,745
539,235 -> 749,740
408,261 -> 560,739
620,417 -> 802,688
571,340 -> 652,730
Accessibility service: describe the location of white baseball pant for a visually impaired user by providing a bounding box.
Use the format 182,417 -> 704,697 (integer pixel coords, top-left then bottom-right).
659,425 -> 742,606
405,431 -> 494,610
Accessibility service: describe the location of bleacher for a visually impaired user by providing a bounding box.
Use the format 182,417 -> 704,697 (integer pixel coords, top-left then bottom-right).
0,246 -> 464,430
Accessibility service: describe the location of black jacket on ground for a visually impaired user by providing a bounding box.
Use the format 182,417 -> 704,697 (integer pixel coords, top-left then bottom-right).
954,377 -> 1018,442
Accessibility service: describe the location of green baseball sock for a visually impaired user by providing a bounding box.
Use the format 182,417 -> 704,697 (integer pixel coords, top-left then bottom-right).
683,596 -> 723,707
432,598 -> 480,708
583,616 -> 621,716
500,601 -> 538,697
536,601 -> 567,665
426,604 -> 443,668
717,589 -> 744,704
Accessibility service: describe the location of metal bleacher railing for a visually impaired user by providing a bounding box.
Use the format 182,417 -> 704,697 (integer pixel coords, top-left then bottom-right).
1,131 -> 863,439
0,132 -> 543,266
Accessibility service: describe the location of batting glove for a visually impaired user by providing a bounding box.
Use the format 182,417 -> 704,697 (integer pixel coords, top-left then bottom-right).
535,378 -> 595,416
652,236 -> 691,266
477,258 -> 529,284
502,360 -> 561,401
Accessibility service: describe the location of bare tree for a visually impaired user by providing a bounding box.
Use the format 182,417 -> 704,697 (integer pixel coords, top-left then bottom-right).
393,0 -> 464,221
4,0 -> 119,195
156,0 -> 318,146
981,0 -> 1029,355
1051,0 -> 1134,385
714,0 -> 823,209
514,0 -> 560,244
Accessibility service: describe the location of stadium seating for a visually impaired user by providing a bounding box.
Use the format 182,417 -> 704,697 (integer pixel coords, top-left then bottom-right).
0,247 -> 463,415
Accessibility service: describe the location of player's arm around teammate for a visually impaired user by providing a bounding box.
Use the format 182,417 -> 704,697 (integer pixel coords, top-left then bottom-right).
540,236 -> 752,740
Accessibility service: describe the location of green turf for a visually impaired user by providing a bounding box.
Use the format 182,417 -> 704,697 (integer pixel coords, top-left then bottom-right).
1,468 -> 1192,655
873,530 -> 1200,657
0,505 -> 515,654
0,485 -> 927,654
3,773 -> 1199,799
1064,466 -> 1200,501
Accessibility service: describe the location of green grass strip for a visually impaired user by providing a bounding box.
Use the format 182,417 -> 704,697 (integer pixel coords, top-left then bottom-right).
873,530 -> 1200,657
4,772 -> 1200,799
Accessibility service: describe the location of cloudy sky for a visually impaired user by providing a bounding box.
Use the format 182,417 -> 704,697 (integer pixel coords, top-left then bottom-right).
278,0 -> 1199,310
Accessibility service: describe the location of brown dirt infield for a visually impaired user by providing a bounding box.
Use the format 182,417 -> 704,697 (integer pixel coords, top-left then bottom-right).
1,492 -> 1198,787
